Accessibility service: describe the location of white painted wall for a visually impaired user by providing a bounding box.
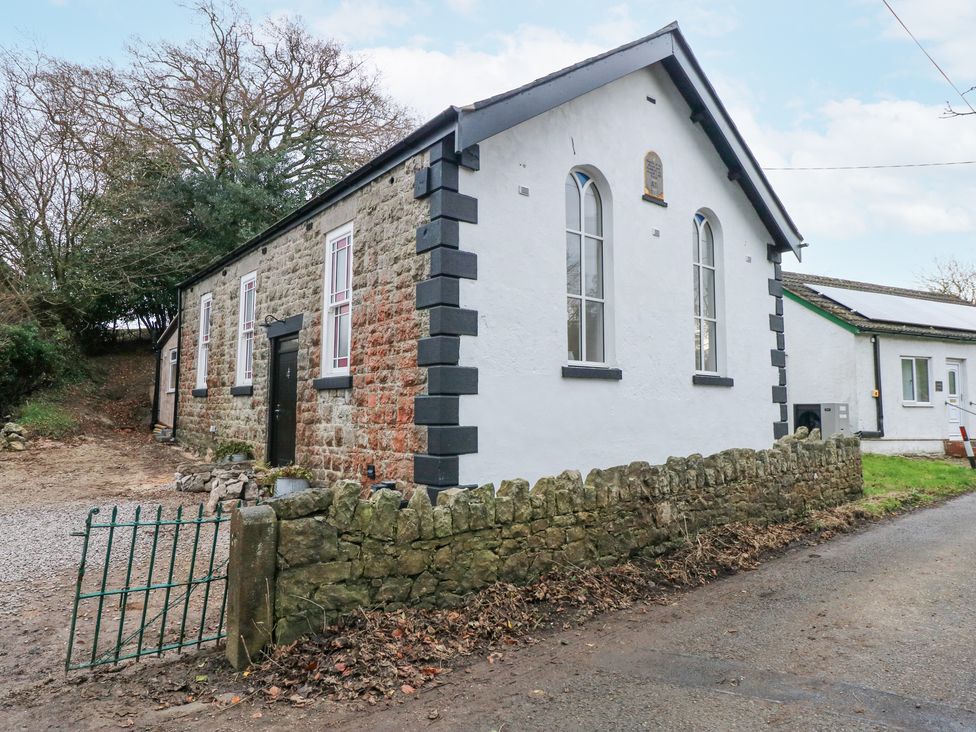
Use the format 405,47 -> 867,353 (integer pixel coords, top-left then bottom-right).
785,296 -> 976,454
867,334 -> 976,453
783,297 -> 860,430
456,64 -> 784,486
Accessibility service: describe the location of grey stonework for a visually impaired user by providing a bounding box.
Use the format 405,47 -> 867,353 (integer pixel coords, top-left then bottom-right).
253,432 -> 863,644
176,153 -> 431,487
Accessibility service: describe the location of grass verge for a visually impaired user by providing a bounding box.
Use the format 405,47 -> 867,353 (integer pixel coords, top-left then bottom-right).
856,454 -> 976,517
15,399 -> 79,439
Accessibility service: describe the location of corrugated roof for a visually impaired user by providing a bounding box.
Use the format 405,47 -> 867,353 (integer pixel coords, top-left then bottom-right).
783,272 -> 976,341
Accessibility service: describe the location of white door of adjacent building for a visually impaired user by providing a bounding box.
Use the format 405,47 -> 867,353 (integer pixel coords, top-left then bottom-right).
946,361 -> 965,437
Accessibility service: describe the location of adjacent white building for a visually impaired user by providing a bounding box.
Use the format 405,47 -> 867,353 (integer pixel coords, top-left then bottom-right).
783,273 -> 976,454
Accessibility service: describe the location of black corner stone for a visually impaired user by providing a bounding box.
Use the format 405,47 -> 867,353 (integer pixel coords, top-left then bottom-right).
769,314 -> 785,333
416,278 -> 461,309
767,245 -> 783,264
772,385 -> 788,404
414,454 -> 459,487
416,218 -> 460,253
429,306 -> 478,336
430,248 -> 477,280
414,395 -> 460,425
780,404 -> 789,422
778,367 -> 787,386
776,333 -> 786,351
413,168 -> 432,199
427,426 -> 478,455
418,336 -> 460,366
428,136 -> 456,164
770,349 -> 786,368
429,190 -> 478,224
768,279 -> 784,297
773,421 -> 789,439
427,366 -> 478,395
459,145 -> 480,170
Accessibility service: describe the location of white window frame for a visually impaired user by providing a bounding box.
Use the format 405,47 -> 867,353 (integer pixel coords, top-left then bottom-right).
321,222 -> 354,377
901,356 -> 932,406
565,171 -> 609,367
196,293 -> 212,390
166,348 -> 178,393
236,272 -> 257,386
693,212 -> 721,375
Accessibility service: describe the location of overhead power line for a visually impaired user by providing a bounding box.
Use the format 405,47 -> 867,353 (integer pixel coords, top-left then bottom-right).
881,0 -> 976,115
765,160 -> 976,171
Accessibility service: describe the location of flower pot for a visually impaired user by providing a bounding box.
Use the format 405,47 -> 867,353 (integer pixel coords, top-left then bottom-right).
275,477 -> 310,496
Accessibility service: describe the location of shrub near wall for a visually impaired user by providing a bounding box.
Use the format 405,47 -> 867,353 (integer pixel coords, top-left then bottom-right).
231,432 -> 862,651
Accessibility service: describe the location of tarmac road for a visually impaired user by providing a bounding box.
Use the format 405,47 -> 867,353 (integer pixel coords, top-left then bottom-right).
345,493 -> 976,731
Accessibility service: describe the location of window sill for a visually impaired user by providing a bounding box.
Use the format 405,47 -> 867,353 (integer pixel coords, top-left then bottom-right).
230,385 -> 253,396
165,389 -> 176,394
641,194 -> 668,208
692,374 -> 734,387
191,388 -> 208,398
314,375 -> 352,391
562,365 -> 623,381
901,402 -> 934,408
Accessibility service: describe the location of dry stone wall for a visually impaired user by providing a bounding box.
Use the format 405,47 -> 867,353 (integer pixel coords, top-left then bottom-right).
249,432 -> 862,644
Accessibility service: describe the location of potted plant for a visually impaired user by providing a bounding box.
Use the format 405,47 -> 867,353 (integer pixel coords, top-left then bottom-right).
214,439 -> 255,464
267,464 -> 314,496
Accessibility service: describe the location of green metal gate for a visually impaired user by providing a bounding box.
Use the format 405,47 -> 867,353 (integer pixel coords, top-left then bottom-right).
66,502 -> 234,671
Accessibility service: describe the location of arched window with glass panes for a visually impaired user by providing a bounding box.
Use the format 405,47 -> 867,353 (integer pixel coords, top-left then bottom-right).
565,171 -> 606,365
692,212 -> 720,373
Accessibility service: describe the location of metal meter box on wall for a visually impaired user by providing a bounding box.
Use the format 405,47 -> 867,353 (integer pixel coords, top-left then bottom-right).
793,403 -> 852,437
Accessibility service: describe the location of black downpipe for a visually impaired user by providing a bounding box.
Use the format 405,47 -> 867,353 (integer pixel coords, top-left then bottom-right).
150,344 -> 162,431
860,335 -> 885,438
172,290 -> 183,439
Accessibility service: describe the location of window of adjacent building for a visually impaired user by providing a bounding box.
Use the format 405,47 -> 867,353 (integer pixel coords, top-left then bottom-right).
693,212 -> 720,374
167,348 -> 178,393
322,223 -> 353,375
901,357 -> 930,404
566,171 -> 607,364
236,272 -> 257,385
196,293 -> 212,389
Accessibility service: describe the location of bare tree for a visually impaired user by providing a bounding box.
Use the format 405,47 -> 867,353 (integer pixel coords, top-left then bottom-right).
58,1 -> 414,193
920,258 -> 976,304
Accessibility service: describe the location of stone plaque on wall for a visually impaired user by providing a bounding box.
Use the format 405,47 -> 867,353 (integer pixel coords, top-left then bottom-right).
644,151 -> 664,200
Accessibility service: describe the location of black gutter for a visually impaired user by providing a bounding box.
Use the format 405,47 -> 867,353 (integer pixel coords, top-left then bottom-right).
859,335 -> 885,439
178,108 -> 458,291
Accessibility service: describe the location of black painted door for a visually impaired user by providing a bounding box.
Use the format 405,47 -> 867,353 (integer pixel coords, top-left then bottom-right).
268,336 -> 299,466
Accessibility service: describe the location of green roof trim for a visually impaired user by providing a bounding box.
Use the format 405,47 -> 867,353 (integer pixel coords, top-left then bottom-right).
784,289 -> 860,334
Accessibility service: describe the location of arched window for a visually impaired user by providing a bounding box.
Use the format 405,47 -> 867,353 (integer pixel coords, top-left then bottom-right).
565,171 -> 606,364
693,212 -> 719,373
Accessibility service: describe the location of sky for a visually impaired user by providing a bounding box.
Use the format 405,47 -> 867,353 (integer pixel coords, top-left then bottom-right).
2,0 -> 975,288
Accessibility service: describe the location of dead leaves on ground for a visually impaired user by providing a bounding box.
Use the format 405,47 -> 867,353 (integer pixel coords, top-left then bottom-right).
246,513 -> 866,706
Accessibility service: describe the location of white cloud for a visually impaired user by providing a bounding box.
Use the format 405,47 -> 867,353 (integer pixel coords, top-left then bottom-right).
363,25 -> 610,117
728,97 -> 976,242
877,0 -> 976,85
444,0 -> 478,14
312,0 -> 411,43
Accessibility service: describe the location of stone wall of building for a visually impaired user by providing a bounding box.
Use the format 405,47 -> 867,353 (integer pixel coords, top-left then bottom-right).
244,431 -> 862,644
176,152 -> 430,487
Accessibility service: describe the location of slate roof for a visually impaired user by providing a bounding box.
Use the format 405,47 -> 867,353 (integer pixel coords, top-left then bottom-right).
783,272 -> 976,341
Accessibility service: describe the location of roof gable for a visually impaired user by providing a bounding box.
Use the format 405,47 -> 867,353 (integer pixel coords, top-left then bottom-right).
181,22 -> 803,289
